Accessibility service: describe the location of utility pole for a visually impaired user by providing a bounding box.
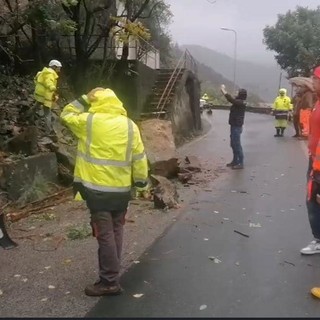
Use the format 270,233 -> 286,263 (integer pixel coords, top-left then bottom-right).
278,72 -> 282,90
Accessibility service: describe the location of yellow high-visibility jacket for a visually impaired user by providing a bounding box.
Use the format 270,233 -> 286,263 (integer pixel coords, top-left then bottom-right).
273,96 -> 293,111
34,67 -> 59,108
60,89 -> 148,212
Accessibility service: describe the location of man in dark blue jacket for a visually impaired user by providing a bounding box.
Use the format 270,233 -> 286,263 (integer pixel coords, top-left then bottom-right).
221,85 -> 247,170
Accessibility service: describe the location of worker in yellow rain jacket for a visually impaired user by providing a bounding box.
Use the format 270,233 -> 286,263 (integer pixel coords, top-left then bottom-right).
272,88 -> 293,137
202,93 -> 209,102
34,59 -> 62,134
60,88 -> 148,297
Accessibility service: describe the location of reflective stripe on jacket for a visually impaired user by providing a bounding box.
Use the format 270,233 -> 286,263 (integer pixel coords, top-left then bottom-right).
34,67 -> 58,108
60,89 -> 148,211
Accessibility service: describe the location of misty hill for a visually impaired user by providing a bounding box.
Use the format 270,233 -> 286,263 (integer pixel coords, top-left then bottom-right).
182,44 -> 289,103
172,45 -> 263,105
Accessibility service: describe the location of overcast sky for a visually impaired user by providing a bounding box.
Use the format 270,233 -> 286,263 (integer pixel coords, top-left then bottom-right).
166,0 -> 319,66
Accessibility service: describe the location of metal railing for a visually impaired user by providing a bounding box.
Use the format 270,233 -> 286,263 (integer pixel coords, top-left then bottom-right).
156,49 -> 197,116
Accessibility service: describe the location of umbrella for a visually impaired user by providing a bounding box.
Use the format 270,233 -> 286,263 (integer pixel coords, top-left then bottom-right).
289,77 -> 314,91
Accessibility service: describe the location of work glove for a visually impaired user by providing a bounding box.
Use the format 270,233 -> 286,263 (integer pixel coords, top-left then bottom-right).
220,84 -> 227,95
134,182 -> 152,200
53,94 -> 59,102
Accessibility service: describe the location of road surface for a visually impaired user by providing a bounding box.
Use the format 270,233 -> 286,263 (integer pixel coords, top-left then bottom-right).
87,111 -> 320,318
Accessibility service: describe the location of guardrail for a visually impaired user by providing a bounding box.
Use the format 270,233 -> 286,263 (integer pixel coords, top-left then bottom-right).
208,105 -> 272,115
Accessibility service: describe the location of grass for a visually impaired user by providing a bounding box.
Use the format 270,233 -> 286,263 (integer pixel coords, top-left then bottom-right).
31,212 -> 56,222
67,223 -> 92,240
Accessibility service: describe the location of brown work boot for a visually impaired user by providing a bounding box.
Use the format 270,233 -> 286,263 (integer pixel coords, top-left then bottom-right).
85,280 -> 123,297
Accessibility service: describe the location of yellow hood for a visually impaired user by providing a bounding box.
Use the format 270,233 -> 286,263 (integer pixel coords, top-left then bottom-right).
41,67 -> 58,79
88,88 -> 127,116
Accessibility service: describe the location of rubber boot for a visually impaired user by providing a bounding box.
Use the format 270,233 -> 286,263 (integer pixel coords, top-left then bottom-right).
280,128 -> 285,137
0,214 -> 18,250
274,128 -> 280,137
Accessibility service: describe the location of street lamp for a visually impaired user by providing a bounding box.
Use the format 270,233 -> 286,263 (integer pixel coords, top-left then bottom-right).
221,27 -> 238,93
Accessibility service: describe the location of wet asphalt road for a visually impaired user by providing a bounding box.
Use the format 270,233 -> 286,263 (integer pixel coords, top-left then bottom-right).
87,111 -> 320,318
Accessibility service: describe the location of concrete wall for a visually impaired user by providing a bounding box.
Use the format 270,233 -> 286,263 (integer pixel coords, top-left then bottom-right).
109,61 -> 157,119
169,70 -> 202,146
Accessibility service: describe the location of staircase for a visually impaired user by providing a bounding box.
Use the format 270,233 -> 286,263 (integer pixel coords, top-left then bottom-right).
141,50 -> 197,119
142,69 -> 185,117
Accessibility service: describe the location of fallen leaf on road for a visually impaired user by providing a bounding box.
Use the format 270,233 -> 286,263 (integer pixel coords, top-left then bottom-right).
65,291 -> 70,295
48,285 -> 55,289
44,266 -> 51,270
214,211 -> 219,214
21,278 -> 28,283
63,259 -> 72,265
249,223 -> 261,228
208,256 -> 222,264
199,305 -> 207,311
14,274 -> 21,278
284,261 -> 295,267
133,294 -> 144,298
41,298 -> 48,302
235,262 -> 240,266
39,271 -> 44,274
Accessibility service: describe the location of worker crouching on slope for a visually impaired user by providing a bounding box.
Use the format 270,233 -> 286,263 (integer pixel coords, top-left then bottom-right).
60,88 -> 149,297
34,59 -> 62,134
272,88 -> 293,137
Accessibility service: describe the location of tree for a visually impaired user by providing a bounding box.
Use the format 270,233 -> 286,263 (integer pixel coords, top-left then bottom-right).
263,6 -> 320,77
114,0 -> 171,61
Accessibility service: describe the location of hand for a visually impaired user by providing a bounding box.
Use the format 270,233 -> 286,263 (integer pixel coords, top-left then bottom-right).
220,84 -> 227,95
313,171 -> 320,184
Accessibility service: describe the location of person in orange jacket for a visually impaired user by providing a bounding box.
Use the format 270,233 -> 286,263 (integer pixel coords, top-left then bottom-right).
300,66 -> 320,298
299,87 -> 317,139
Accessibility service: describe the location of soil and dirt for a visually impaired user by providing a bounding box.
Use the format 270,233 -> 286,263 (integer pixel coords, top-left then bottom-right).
0,132 -> 226,318
0,71 -> 219,317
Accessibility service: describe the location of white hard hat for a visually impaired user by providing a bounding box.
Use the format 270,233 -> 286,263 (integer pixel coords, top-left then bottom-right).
49,59 -> 62,68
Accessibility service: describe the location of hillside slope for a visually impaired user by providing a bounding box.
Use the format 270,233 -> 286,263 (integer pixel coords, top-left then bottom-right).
182,44 -> 289,102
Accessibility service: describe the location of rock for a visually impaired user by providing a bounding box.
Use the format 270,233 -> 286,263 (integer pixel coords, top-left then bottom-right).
6,126 -> 38,156
150,175 -> 179,209
180,156 -> 201,173
151,158 -> 179,178
140,119 -> 179,178
178,172 -> 192,184
0,153 -> 58,201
